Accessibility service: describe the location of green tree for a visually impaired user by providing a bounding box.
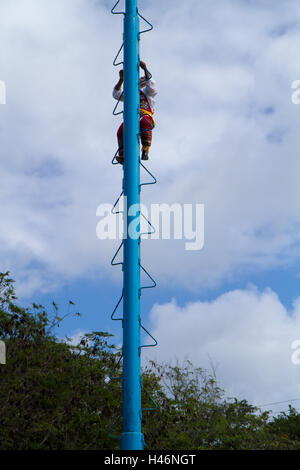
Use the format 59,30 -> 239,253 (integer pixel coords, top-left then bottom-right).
267,406 -> 300,449
141,360 -> 283,450
0,272 -> 121,450
1,271 -> 300,450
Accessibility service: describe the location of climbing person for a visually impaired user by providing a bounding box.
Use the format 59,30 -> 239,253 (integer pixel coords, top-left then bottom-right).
113,61 -> 157,164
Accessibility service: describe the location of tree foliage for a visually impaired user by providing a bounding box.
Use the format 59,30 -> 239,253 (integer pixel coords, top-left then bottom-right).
0,272 -> 121,449
0,272 -> 299,450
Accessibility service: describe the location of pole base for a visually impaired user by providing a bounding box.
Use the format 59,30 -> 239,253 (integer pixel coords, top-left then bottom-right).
120,432 -> 144,450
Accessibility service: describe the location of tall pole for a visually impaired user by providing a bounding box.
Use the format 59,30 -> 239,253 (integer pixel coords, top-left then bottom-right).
121,0 -> 143,450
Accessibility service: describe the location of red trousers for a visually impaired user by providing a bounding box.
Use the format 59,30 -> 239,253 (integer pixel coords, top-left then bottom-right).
117,114 -> 154,156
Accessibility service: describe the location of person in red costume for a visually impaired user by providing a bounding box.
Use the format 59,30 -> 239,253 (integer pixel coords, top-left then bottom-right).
113,61 -> 157,164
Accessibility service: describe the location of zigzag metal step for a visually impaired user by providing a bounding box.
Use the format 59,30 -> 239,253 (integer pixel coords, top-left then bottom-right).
141,383 -> 159,412
112,147 -> 122,165
109,352 -> 123,381
111,241 -> 124,267
139,262 -> 157,292
140,160 -> 157,187
113,43 -> 124,67
113,94 -> 124,116
111,190 -> 124,214
109,413 -> 122,440
111,293 -> 123,322
140,323 -> 158,350
111,0 -> 125,15
140,211 -> 156,237
138,11 -> 153,35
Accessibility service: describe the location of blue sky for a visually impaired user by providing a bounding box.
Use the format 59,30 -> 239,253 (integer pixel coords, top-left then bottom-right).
1,0 -> 300,414
29,260 -> 300,342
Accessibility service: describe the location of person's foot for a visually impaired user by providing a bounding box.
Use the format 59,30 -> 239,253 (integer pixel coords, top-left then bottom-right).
141,149 -> 149,160
116,155 -> 124,165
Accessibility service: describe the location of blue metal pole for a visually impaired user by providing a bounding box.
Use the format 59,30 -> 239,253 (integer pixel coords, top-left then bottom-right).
121,0 -> 143,450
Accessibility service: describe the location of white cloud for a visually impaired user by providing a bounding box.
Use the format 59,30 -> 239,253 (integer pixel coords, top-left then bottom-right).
144,286 -> 300,411
1,0 -> 300,295
0,0 -> 119,294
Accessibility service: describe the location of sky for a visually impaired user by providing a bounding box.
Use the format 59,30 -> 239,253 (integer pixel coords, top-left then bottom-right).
1,0 -> 300,415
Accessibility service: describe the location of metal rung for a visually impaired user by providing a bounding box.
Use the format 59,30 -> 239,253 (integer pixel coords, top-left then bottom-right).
141,385 -> 159,412
111,294 -> 124,322
139,115 -> 154,135
140,211 -> 156,236
111,0 -> 125,15
138,11 -> 153,35
111,241 -> 124,267
113,94 -> 124,116
112,147 -> 122,165
140,67 -> 153,82
113,43 -> 124,66
111,190 -> 124,214
140,324 -> 158,349
108,414 -> 122,440
109,353 -> 123,381
139,263 -> 157,292
140,161 -> 157,187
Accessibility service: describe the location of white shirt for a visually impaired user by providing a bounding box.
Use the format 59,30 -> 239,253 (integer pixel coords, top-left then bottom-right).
112,78 -> 158,111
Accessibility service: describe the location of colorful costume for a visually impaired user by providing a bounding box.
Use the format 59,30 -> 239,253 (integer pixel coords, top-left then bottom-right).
112,78 -> 158,161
